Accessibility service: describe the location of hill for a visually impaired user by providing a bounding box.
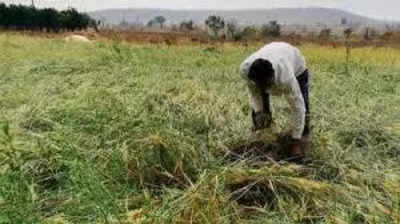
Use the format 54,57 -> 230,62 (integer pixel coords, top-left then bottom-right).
89,7 -> 387,26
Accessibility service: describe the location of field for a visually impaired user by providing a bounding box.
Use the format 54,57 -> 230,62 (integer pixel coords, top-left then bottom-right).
0,33 -> 400,223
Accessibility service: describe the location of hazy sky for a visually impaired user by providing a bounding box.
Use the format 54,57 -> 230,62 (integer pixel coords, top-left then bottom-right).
16,0 -> 400,21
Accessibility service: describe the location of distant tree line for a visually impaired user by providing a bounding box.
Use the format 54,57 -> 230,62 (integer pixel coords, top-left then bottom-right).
116,14 -> 282,40
0,3 -> 97,32
114,14 -> 391,43
204,15 -> 281,40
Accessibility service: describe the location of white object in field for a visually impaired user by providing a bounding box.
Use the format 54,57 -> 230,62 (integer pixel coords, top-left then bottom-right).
64,35 -> 91,43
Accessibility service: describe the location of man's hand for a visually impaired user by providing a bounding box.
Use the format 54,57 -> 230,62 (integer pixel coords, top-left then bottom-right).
252,111 -> 272,131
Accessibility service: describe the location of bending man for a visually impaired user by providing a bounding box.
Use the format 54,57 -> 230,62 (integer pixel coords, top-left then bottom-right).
240,42 -> 311,162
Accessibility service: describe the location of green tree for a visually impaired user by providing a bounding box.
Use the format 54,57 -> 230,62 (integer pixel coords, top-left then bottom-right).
147,16 -> 167,29
0,3 -> 7,28
261,20 -> 281,38
154,16 -> 166,28
226,20 -> 239,40
180,20 -> 194,31
205,15 -> 225,39
241,25 -> 258,40
0,4 -> 95,32
60,8 -> 92,31
42,8 -> 60,32
319,28 -> 332,39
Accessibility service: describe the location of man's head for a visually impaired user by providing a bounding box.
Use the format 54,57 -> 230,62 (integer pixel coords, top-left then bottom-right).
248,59 -> 275,90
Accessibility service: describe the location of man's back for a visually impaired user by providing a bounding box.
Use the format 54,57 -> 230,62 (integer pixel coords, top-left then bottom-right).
240,42 -> 306,84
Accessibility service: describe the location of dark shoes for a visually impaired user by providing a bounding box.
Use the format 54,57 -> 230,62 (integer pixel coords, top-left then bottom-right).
287,116 -> 312,164
287,151 -> 306,164
284,133 -> 312,164
286,139 -> 306,164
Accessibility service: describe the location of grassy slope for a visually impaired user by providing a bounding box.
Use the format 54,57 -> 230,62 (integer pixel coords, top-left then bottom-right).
0,34 -> 399,223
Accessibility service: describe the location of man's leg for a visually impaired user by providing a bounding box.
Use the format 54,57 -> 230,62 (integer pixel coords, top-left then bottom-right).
261,91 -> 272,118
296,69 -> 310,137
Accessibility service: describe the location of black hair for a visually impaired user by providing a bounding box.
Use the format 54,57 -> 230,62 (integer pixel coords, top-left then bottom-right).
248,58 -> 274,88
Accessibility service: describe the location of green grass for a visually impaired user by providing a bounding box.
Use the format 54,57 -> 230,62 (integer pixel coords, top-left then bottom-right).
0,33 -> 400,224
